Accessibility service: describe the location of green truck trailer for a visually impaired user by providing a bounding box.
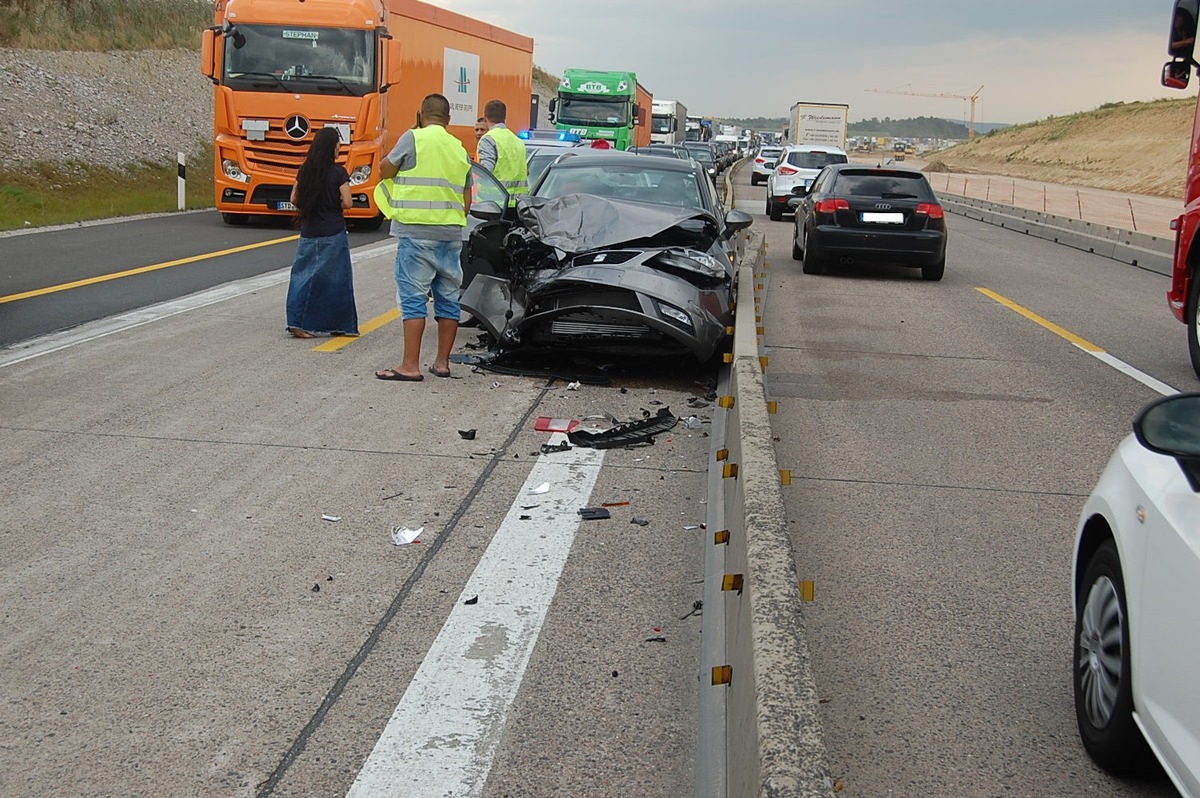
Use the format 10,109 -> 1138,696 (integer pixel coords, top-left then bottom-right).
548,69 -> 651,150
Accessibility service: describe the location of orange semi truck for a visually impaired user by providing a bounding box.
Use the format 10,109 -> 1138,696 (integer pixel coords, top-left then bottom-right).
200,0 -> 533,227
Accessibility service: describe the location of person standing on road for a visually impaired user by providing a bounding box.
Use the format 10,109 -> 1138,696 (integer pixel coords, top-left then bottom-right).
285,126 -> 359,339
477,99 -> 528,206
473,116 -> 488,162
373,93 -> 472,381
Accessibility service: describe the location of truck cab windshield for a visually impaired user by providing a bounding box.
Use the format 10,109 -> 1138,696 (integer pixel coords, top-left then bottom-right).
223,25 -> 375,96
557,96 -> 630,127
651,116 -> 673,134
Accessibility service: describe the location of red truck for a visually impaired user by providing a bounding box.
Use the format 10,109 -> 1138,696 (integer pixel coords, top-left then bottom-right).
1162,0 -> 1200,375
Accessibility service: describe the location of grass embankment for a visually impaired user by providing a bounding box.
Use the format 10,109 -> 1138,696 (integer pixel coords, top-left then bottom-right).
930,97 -> 1193,199
0,0 -> 210,50
0,0 -> 213,230
0,150 -> 214,231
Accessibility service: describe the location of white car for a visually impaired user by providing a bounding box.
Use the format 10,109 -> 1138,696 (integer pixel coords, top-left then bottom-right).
1072,391 -> 1200,797
765,144 -> 848,221
749,146 -> 783,186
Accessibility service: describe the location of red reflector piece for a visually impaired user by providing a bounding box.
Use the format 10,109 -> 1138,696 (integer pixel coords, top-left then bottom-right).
815,198 -> 850,213
915,203 -> 945,219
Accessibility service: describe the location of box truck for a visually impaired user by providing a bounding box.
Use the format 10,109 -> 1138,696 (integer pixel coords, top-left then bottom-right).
200,0 -> 533,227
787,102 -> 850,149
549,69 -> 651,150
650,99 -> 688,144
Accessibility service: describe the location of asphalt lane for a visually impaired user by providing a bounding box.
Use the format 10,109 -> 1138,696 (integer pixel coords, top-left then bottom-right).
731,166 -> 1181,796
0,211 -> 389,346
0,234 -> 713,797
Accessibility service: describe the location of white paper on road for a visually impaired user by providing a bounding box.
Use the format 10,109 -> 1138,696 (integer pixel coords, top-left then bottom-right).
346,433 -> 605,798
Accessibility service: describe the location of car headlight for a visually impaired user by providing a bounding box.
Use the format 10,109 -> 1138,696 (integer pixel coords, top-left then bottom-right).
657,301 -> 693,329
656,247 -> 726,280
222,159 -> 250,183
349,165 -> 372,185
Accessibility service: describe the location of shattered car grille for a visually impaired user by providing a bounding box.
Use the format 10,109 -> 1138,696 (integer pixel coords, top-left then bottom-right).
549,317 -> 653,338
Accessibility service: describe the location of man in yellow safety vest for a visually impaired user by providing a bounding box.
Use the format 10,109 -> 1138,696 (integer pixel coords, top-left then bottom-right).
373,93 -> 473,382
477,99 -> 529,206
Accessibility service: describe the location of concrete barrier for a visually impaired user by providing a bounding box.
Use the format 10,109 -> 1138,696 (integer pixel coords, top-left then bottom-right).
938,193 -> 1174,276
705,230 -> 833,797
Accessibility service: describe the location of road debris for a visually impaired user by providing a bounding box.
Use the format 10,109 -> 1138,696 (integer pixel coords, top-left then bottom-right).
391,526 -> 423,545
577,507 -> 611,520
458,429 -> 477,440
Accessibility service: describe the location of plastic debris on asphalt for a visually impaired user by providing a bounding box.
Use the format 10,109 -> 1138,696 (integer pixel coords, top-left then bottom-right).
534,416 -> 579,432
458,429 -> 477,440
528,482 -> 551,495
322,514 -> 342,522
630,517 -> 650,526
391,526 -> 423,545
578,507 -> 611,520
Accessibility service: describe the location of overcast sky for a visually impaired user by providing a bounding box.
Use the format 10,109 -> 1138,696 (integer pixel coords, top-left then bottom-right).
431,0 -> 1197,124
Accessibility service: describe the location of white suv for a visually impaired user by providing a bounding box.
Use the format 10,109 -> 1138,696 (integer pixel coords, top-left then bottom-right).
749,146 -> 783,186
766,144 -> 848,221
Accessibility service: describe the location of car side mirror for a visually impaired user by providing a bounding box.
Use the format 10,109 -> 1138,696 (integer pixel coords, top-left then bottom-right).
722,209 -> 754,238
1133,392 -> 1200,490
1164,59 -> 1192,89
470,201 -> 505,221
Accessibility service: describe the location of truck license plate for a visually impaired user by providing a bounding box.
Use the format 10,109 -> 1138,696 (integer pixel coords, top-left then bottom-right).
276,201 -> 297,211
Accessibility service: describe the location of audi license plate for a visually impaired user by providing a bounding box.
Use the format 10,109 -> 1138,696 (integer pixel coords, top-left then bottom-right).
276,201 -> 297,211
861,211 -> 903,224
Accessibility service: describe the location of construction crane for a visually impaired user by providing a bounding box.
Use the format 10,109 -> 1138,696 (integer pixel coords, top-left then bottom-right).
866,84 -> 985,141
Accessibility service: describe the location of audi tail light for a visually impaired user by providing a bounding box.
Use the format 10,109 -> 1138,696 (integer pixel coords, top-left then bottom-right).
815,198 -> 850,213
915,203 -> 945,219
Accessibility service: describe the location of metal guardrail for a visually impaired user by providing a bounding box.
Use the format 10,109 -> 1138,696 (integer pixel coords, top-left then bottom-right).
938,193 -> 1174,276
699,228 -> 834,798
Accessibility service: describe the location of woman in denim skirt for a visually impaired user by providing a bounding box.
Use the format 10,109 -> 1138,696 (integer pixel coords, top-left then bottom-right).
285,127 -> 359,338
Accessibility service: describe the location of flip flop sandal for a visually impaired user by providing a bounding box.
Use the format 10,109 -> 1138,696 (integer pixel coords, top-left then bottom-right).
375,368 -> 424,381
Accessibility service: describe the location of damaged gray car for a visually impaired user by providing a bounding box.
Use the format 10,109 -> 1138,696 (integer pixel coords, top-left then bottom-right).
462,153 -> 753,363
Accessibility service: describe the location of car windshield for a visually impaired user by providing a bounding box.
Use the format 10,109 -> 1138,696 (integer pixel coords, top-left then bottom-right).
651,116 -> 673,133
785,151 -> 848,169
223,24 -> 375,96
556,95 -> 630,127
537,165 -> 704,209
759,148 -> 782,160
833,172 -> 931,198
685,148 -> 713,165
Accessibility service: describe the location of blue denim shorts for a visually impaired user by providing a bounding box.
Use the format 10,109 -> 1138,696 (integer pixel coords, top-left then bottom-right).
394,237 -> 463,321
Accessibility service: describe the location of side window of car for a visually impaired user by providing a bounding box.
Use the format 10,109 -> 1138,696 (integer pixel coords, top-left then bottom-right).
810,168 -> 832,195
470,163 -> 508,206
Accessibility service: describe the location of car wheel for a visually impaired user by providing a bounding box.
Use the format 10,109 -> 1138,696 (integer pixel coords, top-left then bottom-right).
1188,268 -> 1200,378
750,174 -> 760,186
800,229 -> 823,275
1073,540 -> 1154,775
791,225 -> 803,261
765,198 -> 772,215
769,201 -> 783,222
354,213 -> 386,232
921,258 -> 945,281
221,212 -> 249,226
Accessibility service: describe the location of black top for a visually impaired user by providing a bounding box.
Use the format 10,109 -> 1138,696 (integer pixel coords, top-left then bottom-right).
301,164 -> 349,238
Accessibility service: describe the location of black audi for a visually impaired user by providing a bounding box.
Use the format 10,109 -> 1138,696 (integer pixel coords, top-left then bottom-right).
790,164 -> 947,281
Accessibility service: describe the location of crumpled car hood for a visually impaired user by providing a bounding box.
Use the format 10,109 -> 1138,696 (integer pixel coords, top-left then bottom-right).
515,194 -> 719,253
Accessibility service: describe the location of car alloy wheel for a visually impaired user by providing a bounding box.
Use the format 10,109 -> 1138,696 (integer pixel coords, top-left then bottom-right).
1072,541 -> 1153,775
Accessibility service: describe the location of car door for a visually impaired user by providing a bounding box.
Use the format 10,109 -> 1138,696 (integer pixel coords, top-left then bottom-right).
463,163 -> 512,289
1133,468 -> 1200,796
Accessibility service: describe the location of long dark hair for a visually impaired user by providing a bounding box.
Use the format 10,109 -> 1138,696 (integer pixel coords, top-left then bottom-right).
293,127 -> 341,228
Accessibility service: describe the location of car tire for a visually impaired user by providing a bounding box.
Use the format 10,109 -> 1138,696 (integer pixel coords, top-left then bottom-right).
1187,267 -> 1200,378
1073,540 -> 1154,776
800,229 -> 823,275
750,174 -> 760,186
221,212 -> 249,226
791,226 -> 803,261
921,258 -> 945,281
354,213 -> 386,232
769,201 -> 783,222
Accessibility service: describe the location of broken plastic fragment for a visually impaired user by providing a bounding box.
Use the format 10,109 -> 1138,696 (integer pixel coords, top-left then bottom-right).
578,507 -> 611,520
601,501 -> 631,507
322,514 -> 342,522
568,407 -> 678,450
458,429 -> 477,440
566,381 -> 581,391
534,416 -> 579,432
528,482 -> 550,495
684,416 -> 700,429
630,517 -> 650,526
463,595 -> 479,605
683,525 -> 701,531
540,441 -> 572,455
390,526 -> 423,545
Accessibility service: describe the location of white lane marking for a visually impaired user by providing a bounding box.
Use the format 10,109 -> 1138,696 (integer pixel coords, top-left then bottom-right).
1087,349 -> 1178,396
346,435 -> 605,798
0,243 -> 395,369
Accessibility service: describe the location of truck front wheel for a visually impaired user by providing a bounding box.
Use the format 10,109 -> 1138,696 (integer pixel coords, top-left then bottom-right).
1188,269 -> 1200,378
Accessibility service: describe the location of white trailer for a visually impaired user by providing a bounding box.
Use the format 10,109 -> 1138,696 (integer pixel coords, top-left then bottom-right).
787,102 -> 850,149
650,99 -> 688,144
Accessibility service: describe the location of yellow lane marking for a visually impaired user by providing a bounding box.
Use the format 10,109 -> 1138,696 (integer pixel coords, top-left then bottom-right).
0,234 -> 300,305
312,308 -> 400,351
975,287 -> 1104,353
